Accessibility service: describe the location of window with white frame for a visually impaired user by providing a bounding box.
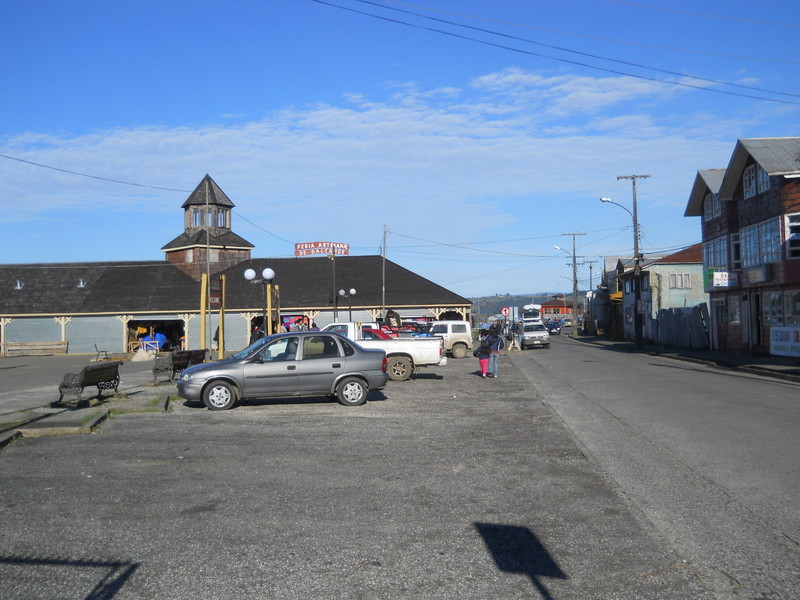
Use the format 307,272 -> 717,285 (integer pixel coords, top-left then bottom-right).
741,218 -> 781,267
669,273 -> 692,288
743,164 -> 757,199
760,219 -> 782,263
703,192 -> 721,221
785,290 -> 800,326
757,165 -> 770,193
786,213 -> 800,259
764,291 -> 783,325
703,237 -> 728,269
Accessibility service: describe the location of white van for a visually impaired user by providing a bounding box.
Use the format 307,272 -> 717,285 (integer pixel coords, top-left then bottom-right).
428,321 -> 473,358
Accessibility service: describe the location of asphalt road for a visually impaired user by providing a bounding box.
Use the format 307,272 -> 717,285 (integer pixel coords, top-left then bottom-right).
0,343 -> 797,599
511,335 -> 800,599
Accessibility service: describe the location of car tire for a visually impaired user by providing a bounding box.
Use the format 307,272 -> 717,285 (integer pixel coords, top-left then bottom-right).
203,380 -> 237,411
545,344 -> 551,349
451,343 -> 468,359
520,341 -> 526,350
386,356 -> 413,381
336,377 -> 367,406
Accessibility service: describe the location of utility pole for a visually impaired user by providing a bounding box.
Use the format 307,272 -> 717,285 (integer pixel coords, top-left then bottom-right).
381,225 -> 388,314
584,259 -> 598,290
617,174 -> 650,349
560,233 -> 586,336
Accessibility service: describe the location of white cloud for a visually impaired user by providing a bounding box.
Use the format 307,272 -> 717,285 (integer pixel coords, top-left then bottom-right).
1,66 -> 796,294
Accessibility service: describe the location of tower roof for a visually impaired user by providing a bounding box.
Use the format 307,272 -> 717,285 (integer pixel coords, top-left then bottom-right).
181,174 -> 234,209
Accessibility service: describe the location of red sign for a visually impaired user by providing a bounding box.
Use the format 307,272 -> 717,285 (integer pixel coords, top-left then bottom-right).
501,307 -> 510,317
294,241 -> 350,257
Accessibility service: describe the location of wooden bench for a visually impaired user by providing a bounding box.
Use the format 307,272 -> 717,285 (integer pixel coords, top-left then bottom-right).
152,349 -> 207,383
58,361 -> 122,403
5,341 -> 69,357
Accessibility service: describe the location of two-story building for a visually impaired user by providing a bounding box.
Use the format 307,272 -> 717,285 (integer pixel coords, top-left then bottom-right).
617,245 -> 706,346
685,137 -> 800,356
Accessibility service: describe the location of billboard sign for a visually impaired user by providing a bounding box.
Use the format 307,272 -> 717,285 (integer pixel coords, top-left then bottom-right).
294,241 -> 350,257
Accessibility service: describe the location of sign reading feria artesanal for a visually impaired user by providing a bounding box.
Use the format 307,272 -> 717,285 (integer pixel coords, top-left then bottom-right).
294,241 -> 350,257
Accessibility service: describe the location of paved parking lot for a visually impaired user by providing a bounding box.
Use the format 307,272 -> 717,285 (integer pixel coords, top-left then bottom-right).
0,352 -> 711,599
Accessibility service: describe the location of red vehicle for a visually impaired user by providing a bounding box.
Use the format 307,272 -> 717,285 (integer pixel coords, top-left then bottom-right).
361,328 -> 394,340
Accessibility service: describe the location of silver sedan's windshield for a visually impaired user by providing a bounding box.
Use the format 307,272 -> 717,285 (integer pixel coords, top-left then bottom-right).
232,335 -> 274,360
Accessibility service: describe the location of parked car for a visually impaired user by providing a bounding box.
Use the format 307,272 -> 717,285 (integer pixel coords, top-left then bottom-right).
322,322 -> 446,381
546,321 -> 561,335
176,332 -> 388,410
428,320 -> 474,358
520,323 -> 551,349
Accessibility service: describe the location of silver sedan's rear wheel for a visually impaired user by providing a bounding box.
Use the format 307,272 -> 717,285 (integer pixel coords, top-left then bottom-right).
386,356 -> 413,381
203,381 -> 237,410
336,377 -> 367,406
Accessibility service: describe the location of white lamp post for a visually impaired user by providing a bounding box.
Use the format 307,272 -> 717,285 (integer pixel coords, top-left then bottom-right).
338,288 -> 356,321
245,267 -> 275,337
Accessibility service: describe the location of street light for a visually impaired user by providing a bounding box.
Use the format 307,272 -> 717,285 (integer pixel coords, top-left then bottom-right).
600,197 -> 639,261
244,267 -> 275,337
555,245 -> 579,335
339,288 -> 356,321
601,190 -> 644,348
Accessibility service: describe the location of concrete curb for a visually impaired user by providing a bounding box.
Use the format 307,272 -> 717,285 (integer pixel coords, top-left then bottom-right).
15,408 -> 109,438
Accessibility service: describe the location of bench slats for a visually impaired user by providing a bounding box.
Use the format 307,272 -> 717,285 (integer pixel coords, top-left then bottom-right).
6,341 -> 68,356
58,361 -> 122,403
152,349 -> 207,383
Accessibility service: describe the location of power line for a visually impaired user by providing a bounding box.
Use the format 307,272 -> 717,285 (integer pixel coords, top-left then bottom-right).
310,0 -> 798,104
378,0 -> 800,65
354,0 -> 800,99
0,153 -> 192,193
1,152 -> 297,248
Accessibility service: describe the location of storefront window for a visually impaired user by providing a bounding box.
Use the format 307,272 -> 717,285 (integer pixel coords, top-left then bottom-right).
729,295 -> 741,325
785,290 -> 800,326
764,292 -> 783,325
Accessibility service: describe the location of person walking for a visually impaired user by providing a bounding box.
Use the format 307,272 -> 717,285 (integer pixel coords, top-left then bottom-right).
485,326 -> 505,378
473,336 -> 491,378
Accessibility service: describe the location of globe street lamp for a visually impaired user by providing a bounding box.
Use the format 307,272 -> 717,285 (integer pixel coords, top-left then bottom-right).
245,267 -> 275,337
339,288 -> 356,321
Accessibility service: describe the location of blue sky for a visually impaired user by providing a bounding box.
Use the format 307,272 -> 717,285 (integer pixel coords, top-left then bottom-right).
2,0 -> 798,298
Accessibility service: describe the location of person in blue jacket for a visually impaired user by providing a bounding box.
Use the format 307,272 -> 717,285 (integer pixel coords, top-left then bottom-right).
484,326 -> 505,378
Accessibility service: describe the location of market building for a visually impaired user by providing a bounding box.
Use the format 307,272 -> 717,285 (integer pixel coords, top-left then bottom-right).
0,176 -> 472,356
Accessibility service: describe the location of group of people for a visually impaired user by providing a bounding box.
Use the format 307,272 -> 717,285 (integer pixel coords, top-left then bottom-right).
250,315 -> 321,343
473,325 -> 505,378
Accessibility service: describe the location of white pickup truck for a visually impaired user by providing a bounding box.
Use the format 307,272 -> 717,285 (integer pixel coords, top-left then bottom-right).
322,322 -> 447,381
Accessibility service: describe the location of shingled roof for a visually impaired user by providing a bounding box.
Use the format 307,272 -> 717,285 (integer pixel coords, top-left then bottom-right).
161,228 -> 255,251
0,262 -> 200,315
0,256 -> 471,316
718,137 -> 800,200
181,174 -> 234,208
218,255 -> 471,312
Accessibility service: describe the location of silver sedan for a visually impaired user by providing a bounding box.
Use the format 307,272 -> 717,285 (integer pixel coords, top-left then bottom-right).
177,332 -> 388,410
